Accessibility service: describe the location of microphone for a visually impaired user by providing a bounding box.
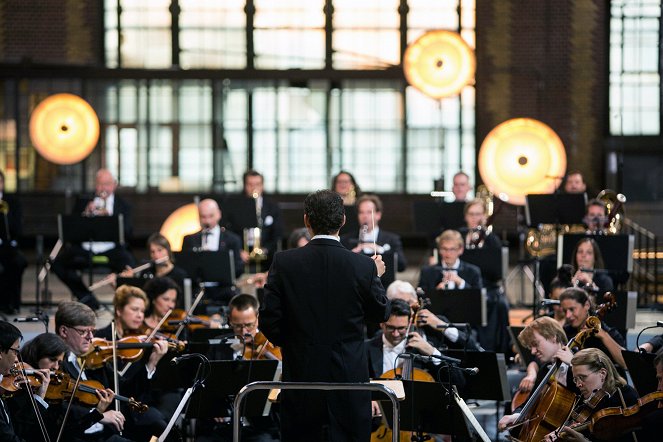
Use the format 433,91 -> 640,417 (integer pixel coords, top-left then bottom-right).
170,354 -> 200,365
14,317 -> 42,323
418,353 -> 462,365
541,299 -> 561,306
437,323 -> 471,329
208,336 -> 242,346
457,366 -> 480,376
578,268 -> 610,274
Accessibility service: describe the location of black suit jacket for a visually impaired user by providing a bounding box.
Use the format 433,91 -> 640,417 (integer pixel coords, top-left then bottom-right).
181,227 -> 244,278
340,229 -> 407,272
72,193 -> 133,241
1,193 -> 22,240
261,238 -> 388,441
223,195 -> 284,261
418,261 -> 483,294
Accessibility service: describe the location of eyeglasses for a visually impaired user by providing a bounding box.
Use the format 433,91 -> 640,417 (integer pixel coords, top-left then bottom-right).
384,325 -> 408,334
7,347 -> 20,354
572,371 -> 598,385
440,247 -> 460,252
230,321 -> 257,331
66,326 -> 95,337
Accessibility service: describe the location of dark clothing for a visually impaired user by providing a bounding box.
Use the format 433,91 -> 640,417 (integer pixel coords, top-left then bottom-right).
0,193 -> 27,312
645,333 -> 663,353
52,194 -> 135,308
261,238 -> 388,442
340,229 -> 407,272
581,385 -> 639,442
564,321 -> 626,372
181,228 -> 244,279
418,260 -> 483,294
512,361 -> 578,414
131,263 -> 189,307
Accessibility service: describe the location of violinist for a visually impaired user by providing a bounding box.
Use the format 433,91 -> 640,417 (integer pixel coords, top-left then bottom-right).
418,230 -> 482,294
499,317 -> 576,432
0,321 -> 52,441
118,233 -> 188,302
544,348 -> 638,442
560,288 -> 626,370
570,238 -> 614,293
55,301 -> 129,440
142,277 -> 179,332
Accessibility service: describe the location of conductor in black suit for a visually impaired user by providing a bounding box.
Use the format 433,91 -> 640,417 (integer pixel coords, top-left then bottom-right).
261,189 -> 388,442
181,198 -> 243,304
418,229 -> 482,294
0,170 -> 28,314
52,169 -> 135,310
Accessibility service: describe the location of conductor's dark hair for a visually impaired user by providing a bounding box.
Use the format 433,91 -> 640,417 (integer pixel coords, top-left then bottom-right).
0,321 -> 22,352
20,333 -> 68,367
304,190 -> 345,235
386,299 -> 411,320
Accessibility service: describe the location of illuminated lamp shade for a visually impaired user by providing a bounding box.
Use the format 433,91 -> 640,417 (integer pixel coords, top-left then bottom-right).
29,93 -> 100,165
403,30 -> 475,99
160,203 -> 201,252
478,118 -> 567,206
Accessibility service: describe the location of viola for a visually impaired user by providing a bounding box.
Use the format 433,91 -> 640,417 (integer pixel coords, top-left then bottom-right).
82,336 -> 185,369
45,371 -> 147,413
243,331 -> 282,361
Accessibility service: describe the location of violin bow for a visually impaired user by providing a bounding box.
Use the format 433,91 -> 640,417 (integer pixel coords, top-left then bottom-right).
15,355 -> 51,442
119,309 -> 174,377
110,320 -> 122,434
175,285 -> 206,339
56,358 -> 88,442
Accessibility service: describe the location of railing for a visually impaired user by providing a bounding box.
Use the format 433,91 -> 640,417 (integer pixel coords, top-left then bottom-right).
623,218 -> 660,306
232,381 -> 401,442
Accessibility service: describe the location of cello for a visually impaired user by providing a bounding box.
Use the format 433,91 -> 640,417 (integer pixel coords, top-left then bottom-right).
507,293 -> 616,442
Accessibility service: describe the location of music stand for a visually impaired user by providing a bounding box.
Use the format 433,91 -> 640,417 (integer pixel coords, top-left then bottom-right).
413,201 -> 465,236
461,246 -> 507,283
525,193 -> 587,227
444,350 -> 511,402
600,291 -> 637,333
185,360 -> 279,419
622,350 -> 658,396
427,288 -> 487,327
174,250 -> 235,285
557,233 -> 634,285
221,196 -> 259,232
339,204 -> 359,237
377,381 -> 479,441
508,326 -> 535,367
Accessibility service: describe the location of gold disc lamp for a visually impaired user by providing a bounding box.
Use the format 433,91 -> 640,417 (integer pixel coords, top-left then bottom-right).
478,118 -> 566,206
29,93 -> 100,165
403,30 -> 475,99
160,203 -> 201,252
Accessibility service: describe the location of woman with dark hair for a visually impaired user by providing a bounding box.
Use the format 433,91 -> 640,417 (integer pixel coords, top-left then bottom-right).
331,170 -> 361,206
570,237 -> 613,292
559,287 -> 626,370
143,277 -> 179,331
20,332 -> 68,371
547,264 -> 574,326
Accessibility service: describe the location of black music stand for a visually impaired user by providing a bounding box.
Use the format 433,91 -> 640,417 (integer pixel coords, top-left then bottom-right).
445,350 -> 511,402
185,360 -> 279,419
174,250 -> 235,285
427,288 -> 487,327
508,326 -> 535,367
600,291 -> 637,334
58,214 -> 125,286
413,201 -> 465,247
461,246 -> 507,284
221,196 -> 259,234
525,193 -> 587,227
377,381 -> 478,441
557,233 -> 634,285
339,204 -> 359,237
622,350 -> 658,396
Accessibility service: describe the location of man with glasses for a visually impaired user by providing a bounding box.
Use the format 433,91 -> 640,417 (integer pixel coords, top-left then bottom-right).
418,229 -> 482,294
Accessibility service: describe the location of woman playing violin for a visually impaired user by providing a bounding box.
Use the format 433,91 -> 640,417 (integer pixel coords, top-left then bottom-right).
560,288 -> 626,370
544,348 -> 638,442
142,277 -> 179,332
570,238 -> 614,293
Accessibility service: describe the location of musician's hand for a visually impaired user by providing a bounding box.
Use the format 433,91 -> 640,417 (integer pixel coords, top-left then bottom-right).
101,410 -> 125,432
428,255 -> 438,265
639,343 -> 654,353
558,426 -> 591,442
416,309 -> 444,329
95,388 -> 115,414
33,369 -> 50,398
497,413 -> 519,431
240,250 -> 250,264
209,313 -> 224,329
372,254 -> 385,277
118,266 -> 134,278
555,346 -> 573,365
518,373 -> 536,393
572,270 -> 593,286
371,401 -> 382,417
406,332 -> 435,355
147,339 -> 169,370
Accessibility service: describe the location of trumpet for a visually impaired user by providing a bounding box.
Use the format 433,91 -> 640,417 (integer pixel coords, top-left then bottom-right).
596,189 -> 626,234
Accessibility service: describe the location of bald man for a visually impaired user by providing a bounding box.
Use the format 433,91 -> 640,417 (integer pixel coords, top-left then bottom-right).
182,199 -> 243,304
52,169 -> 135,310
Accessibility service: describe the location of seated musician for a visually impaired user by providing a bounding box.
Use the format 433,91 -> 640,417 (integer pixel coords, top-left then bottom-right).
385,280 -> 480,351
0,170 -> 28,315
563,170 -> 588,195
452,171 -> 472,202
340,194 -> 407,276
0,321 -> 52,441
18,332 -> 118,441
142,277 -> 179,333
332,170 -> 361,207
560,288 -> 626,371
459,198 -> 502,251
418,230 -> 482,294
584,199 -> 607,234
544,348 -> 639,442
182,199 -> 243,306
118,233 -> 188,301
636,352 -> 663,442
546,265 -> 574,327
499,316 -> 575,432
570,238 -> 614,293
52,169 -> 136,311
638,333 -> 663,354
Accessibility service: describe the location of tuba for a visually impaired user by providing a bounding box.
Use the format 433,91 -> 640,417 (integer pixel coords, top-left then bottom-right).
525,224 -> 557,258
596,189 -> 626,234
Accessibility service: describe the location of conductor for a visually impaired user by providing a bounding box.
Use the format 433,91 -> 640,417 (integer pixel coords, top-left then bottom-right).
261,189 -> 388,442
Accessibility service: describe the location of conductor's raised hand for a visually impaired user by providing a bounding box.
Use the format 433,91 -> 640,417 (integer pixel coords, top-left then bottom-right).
372,254 -> 385,277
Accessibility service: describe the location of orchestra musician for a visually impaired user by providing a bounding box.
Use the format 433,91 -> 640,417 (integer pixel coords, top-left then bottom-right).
452,171 -> 472,202
560,288 -> 626,370
52,169 -> 136,311
142,277 -> 180,332
261,189 -> 388,442
543,348 -> 638,442
570,238 -> 614,293
0,321 -> 52,441
563,170 -> 588,195
182,198 -> 243,305
0,170 -> 27,315
287,227 -> 310,249
584,199 -> 607,234
332,170 -> 361,206
547,266 -> 574,326
498,316 -> 576,431
418,229 -> 482,294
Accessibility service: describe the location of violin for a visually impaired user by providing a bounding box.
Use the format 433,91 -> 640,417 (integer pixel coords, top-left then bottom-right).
0,362 -> 55,395
45,371 -> 147,413
243,331 -> 282,360
82,336 -> 185,369
133,324 -> 187,350
164,309 -> 224,332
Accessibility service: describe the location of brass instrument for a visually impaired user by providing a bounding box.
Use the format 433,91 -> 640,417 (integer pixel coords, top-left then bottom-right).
596,189 -> 626,234
465,185 -> 500,249
244,192 -> 268,272
0,198 -> 8,214
525,224 -> 558,258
